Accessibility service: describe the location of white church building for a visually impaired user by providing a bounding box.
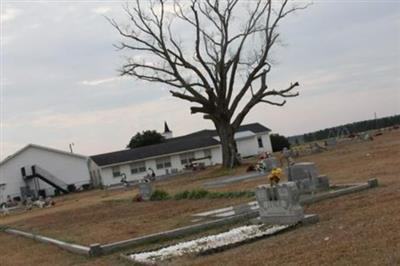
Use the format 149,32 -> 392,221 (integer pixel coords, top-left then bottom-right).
0,122 -> 273,203
0,144 -> 99,204
91,122 -> 273,186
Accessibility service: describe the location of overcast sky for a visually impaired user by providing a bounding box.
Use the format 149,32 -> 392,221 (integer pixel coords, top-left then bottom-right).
1,0 -> 399,160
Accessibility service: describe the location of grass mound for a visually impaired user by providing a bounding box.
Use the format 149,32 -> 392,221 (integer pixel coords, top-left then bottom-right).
148,189 -> 255,201
173,189 -> 254,200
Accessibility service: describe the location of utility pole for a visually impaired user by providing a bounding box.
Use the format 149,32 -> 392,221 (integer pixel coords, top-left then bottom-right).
69,143 -> 74,153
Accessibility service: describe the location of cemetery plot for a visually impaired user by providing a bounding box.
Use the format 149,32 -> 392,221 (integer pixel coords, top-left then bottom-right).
0,130 -> 399,266
127,224 -> 290,264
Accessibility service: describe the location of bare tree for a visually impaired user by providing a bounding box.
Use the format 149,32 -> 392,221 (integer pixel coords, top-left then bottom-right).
109,0 -> 307,168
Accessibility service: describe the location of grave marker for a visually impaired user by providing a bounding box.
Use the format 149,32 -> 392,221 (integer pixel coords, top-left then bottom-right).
255,182 -> 304,225
261,157 -> 279,172
286,162 -> 330,193
138,182 -> 153,201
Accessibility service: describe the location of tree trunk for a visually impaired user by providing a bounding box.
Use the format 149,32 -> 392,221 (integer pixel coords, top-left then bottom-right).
214,121 -> 240,168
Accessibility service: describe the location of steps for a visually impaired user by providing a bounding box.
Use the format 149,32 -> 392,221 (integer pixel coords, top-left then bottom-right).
22,165 -> 69,194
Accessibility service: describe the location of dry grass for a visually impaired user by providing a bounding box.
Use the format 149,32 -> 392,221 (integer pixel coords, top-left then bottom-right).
0,161 -> 255,245
6,197 -> 251,245
0,130 -> 399,265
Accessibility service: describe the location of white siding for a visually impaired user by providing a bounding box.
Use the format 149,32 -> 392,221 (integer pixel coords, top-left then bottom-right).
0,146 -> 91,201
236,137 -> 258,157
259,133 -> 273,153
235,132 -> 272,158
96,131 -> 271,186
99,146 -> 222,186
210,147 -> 222,164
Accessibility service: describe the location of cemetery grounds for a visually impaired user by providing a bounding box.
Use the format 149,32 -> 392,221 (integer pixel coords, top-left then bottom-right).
0,130 -> 399,266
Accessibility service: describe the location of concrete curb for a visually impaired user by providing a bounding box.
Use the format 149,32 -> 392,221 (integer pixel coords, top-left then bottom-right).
301,179 -> 377,205
99,211 -> 258,254
5,228 -> 90,256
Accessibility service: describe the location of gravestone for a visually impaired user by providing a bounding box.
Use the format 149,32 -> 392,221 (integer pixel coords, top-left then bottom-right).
326,138 -> 337,147
261,157 -> 279,172
286,162 -> 330,193
287,162 -> 318,181
310,143 -> 326,153
138,182 -> 153,201
316,175 -> 330,190
255,182 -> 304,225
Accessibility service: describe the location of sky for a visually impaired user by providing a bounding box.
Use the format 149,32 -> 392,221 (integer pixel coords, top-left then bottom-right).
1,0 -> 399,160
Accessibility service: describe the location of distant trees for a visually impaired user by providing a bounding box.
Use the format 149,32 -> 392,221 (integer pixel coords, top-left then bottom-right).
270,133 -> 290,152
300,114 -> 400,142
127,130 -> 165,149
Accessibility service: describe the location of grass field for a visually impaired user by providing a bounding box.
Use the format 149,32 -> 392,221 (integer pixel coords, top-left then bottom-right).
1,130 -> 399,266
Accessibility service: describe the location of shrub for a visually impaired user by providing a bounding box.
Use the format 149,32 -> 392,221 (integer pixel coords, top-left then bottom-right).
188,189 -> 209,199
173,190 -> 190,200
150,189 -> 170,201
173,189 -> 255,200
0,225 -> 9,232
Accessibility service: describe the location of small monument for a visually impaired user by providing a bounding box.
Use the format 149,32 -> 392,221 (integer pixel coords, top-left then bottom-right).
255,182 -> 304,225
138,181 -> 153,201
261,157 -> 279,172
286,162 -> 330,193
310,143 -> 326,153
326,138 -> 337,147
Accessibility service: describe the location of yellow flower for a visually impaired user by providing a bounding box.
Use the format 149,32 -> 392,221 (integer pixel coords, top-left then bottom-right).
271,168 -> 282,176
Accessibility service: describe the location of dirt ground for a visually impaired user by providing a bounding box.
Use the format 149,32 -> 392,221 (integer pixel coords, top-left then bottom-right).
1,130 -> 399,266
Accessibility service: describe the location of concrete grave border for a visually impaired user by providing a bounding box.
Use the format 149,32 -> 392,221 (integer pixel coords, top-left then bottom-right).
4,228 -> 91,256
193,179 -> 379,220
122,214 -> 320,264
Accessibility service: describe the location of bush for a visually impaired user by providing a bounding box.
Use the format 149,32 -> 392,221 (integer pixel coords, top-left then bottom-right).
173,189 -> 255,200
0,225 -> 9,232
188,189 -> 209,199
150,189 -> 170,201
173,190 -> 190,200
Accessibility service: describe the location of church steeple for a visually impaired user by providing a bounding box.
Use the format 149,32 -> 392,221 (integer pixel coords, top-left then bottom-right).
162,121 -> 173,139
164,121 -> 171,133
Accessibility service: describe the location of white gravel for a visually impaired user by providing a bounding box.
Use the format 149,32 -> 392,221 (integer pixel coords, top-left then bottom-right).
129,224 -> 288,264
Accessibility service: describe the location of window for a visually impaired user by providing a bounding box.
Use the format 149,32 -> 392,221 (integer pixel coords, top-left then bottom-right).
130,161 -> 147,175
257,136 -> 264,148
156,157 -> 172,169
204,149 -> 212,159
180,152 -> 195,165
112,166 -> 121,177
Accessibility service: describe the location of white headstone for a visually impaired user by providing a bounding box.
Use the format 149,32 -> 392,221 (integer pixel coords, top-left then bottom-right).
139,182 -> 153,201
